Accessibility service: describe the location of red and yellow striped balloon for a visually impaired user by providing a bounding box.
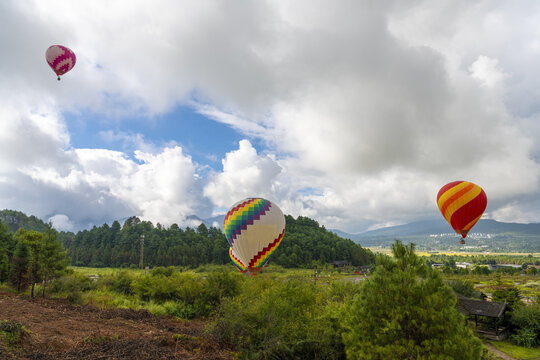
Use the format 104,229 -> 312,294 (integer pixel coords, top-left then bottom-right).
436,181 -> 487,241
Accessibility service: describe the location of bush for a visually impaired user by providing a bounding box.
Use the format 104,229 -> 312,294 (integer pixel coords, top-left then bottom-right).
0,320 -> 28,348
511,328 -> 537,348
510,303 -> 540,346
151,266 -> 176,277
209,278 -> 348,359
447,279 -> 475,298
67,290 -> 83,305
49,273 -> 96,294
99,271 -> 135,295
131,270 -> 243,318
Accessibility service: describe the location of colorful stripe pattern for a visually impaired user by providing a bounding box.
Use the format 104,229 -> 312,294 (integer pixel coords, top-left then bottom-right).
45,45 -> 76,77
229,248 -> 247,273
249,227 -> 286,268
224,198 -> 271,246
437,181 -> 487,238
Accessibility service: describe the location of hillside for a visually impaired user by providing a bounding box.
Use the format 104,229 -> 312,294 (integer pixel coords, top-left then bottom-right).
0,209 -> 48,233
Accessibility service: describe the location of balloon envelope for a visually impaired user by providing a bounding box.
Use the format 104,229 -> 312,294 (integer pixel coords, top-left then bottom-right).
437,181 -> 487,239
46,45 -> 76,78
229,247 -> 248,274
224,198 -> 285,275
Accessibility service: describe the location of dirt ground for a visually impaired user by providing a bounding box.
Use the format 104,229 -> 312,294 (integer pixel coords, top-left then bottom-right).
0,292 -> 233,359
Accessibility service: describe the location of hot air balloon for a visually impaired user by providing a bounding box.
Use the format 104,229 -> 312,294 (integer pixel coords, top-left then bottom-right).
224,198 -> 286,275
437,181 -> 487,244
46,45 -> 76,80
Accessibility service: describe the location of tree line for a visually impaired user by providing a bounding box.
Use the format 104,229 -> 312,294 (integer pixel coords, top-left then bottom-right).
63,215 -> 375,269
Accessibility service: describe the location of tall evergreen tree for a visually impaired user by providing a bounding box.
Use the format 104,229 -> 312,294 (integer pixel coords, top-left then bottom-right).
11,241 -> 30,292
16,229 -> 43,298
0,251 -> 9,283
342,240 -> 482,359
40,224 -> 69,297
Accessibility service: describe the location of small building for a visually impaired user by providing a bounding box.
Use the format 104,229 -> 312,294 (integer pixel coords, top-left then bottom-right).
332,260 -> 351,268
488,264 -> 522,271
431,263 -> 444,268
458,295 -> 512,340
456,262 -> 473,269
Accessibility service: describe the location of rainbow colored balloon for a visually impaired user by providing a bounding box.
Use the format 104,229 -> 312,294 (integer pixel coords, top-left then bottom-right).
224,198 -> 285,275
46,45 -> 76,80
437,181 -> 487,244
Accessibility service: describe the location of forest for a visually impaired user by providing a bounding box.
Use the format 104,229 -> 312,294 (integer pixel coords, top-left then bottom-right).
0,210 -> 375,270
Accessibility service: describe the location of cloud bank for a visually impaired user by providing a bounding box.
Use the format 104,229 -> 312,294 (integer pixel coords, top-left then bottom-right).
1,0 -> 540,232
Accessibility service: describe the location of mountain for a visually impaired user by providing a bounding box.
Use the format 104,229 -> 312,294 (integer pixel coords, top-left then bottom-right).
332,218 -> 540,252
202,215 -> 225,228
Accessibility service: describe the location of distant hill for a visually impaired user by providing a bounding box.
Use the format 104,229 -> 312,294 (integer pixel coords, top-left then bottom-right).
332,218 -> 540,252
0,209 -> 48,233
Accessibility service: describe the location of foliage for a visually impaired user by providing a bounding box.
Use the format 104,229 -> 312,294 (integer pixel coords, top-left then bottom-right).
342,240 -> 482,359
49,272 -> 97,294
98,271 -> 136,295
511,328 -> 537,348
0,320 -> 28,348
131,269 -> 244,318
492,287 -> 522,308
510,303 -> 540,347
209,278 -> 351,360
446,279 -> 475,297
63,214 -> 374,269
0,209 -> 48,233
10,241 -> 30,292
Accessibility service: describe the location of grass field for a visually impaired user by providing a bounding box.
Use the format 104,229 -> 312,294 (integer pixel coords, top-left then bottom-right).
487,340 -> 540,360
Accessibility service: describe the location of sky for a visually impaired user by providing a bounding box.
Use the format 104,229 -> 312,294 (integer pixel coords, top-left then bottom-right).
1,0 -> 540,233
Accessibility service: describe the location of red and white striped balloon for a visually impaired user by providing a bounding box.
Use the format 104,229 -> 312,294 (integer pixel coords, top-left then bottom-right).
45,45 -> 76,80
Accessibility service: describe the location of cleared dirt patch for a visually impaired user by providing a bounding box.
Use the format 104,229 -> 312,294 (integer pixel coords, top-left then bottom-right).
0,292 -> 232,359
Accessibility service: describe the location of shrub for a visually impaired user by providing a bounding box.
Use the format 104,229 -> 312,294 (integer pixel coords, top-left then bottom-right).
99,271 -> 135,295
151,266 -> 176,277
131,270 -> 243,318
67,290 -> 83,305
209,278 -> 347,359
510,303 -> 540,346
49,273 -> 96,294
0,320 -> 28,348
511,328 -> 537,348
446,279 -> 475,298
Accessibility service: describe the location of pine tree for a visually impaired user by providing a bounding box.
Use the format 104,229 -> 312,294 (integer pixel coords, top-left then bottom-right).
0,251 -> 9,283
15,229 -> 43,298
11,241 -> 30,292
342,240 -> 482,359
40,224 -> 69,297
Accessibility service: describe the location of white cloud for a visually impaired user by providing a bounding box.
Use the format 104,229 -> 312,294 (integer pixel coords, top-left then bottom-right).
48,214 -> 75,232
469,56 -> 507,88
204,140 -> 282,208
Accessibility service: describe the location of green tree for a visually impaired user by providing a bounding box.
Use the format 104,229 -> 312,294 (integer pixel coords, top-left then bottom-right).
10,241 -> 30,292
342,240 -> 482,359
0,251 -> 9,283
15,229 -> 43,298
492,287 -> 522,308
40,224 -> 69,297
